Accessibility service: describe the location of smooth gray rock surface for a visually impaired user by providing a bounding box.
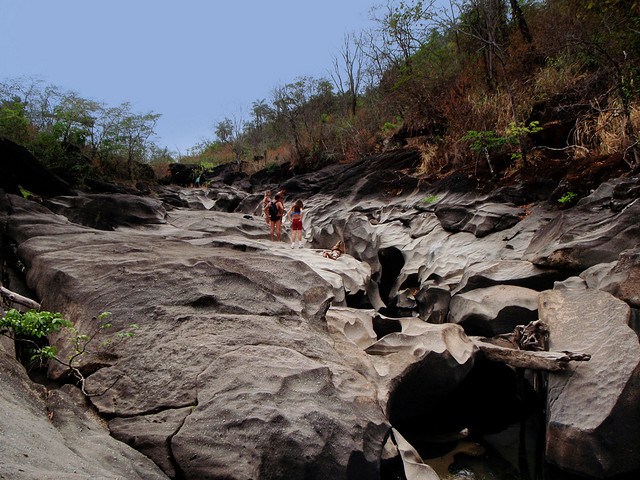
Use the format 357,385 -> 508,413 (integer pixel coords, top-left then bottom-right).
3,193 -> 387,480
2,166 -> 640,479
0,351 -> 168,480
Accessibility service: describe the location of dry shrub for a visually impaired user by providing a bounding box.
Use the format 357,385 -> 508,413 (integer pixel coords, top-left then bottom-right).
472,90 -> 515,130
415,143 -> 445,176
573,100 -> 640,157
240,144 -> 292,175
534,57 -> 588,101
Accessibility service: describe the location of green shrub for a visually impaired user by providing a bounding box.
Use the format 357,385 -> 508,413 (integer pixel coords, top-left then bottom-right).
558,191 -> 578,204
1,309 -> 133,396
422,194 -> 439,204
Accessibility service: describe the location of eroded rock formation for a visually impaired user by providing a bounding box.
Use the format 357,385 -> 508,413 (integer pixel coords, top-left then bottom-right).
1,149 -> 639,479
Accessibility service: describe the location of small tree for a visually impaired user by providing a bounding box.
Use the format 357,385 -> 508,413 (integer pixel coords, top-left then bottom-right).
1,309 -> 136,396
463,120 -> 542,175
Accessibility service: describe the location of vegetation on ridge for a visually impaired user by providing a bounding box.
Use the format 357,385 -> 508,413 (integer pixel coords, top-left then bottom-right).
1,0 -> 638,187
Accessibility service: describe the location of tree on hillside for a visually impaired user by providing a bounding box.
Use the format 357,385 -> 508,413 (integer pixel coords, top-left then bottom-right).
330,32 -> 365,117
370,0 -> 438,70
52,93 -> 101,149
272,76 -> 338,165
215,118 -> 234,144
563,0 -> 640,168
272,77 -> 317,160
244,99 -> 273,157
0,97 -> 30,144
215,116 -> 245,167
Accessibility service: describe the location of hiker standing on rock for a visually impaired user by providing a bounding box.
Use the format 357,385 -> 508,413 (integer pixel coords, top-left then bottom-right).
262,190 -> 271,225
268,194 -> 284,241
287,199 -> 304,248
276,187 -> 286,205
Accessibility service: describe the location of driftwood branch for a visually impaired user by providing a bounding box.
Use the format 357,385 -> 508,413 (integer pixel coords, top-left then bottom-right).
1,286 -> 41,310
470,337 -> 591,371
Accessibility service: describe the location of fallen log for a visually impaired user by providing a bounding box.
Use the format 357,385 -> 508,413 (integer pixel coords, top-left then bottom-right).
0,286 -> 41,310
470,336 -> 591,371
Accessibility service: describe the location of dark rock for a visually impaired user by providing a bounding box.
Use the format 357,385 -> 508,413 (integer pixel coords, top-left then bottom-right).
434,202 -> 523,238
415,285 -> 451,324
453,260 -> 565,294
448,285 -> 539,336
0,137 -> 75,197
581,248 -> 640,308
84,177 -> 140,195
0,352 -> 168,479
42,193 -> 167,230
168,163 -> 197,186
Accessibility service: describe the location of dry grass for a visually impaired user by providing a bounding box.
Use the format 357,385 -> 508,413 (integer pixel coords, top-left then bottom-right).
534,58 -> 588,101
415,143 -> 442,176
573,100 -> 640,156
240,145 -> 292,175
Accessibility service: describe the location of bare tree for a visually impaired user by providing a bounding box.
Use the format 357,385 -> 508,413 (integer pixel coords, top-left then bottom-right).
330,32 -> 365,117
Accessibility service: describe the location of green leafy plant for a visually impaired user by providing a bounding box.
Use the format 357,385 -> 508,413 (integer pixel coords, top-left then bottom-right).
1,309 -> 133,396
266,161 -> 278,174
0,309 -> 72,339
463,121 -> 543,175
18,186 -> 34,200
557,191 -> 578,205
505,121 -> 543,160
421,194 -> 439,204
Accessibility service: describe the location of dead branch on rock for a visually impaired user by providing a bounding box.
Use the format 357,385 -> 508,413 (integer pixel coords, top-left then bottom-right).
1,286 -> 41,310
470,337 -> 591,371
471,319 -> 590,371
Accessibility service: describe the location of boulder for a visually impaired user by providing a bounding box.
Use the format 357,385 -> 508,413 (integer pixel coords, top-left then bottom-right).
109,407 -> 193,478
415,285 -> 451,324
448,285 -> 540,336
42,193 -> 167,230
525,177 -> 640,269
434,202 -> 523,238
3,194 -> 389,479
367,317 -> 476,423
325,307 -> 476,421
452,259 -> 565,294
539,289 -> 640,478
0,351 -> 168,480
581,248 -> 640,307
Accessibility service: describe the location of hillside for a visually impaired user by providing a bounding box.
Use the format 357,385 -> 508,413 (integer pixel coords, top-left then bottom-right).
1,1 -> 638,193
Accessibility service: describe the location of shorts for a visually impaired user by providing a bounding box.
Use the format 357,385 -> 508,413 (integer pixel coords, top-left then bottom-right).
291,218 -> 303,231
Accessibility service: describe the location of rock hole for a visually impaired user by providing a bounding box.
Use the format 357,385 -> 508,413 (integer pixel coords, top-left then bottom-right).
387,357 -> 544,479
630,307 -> 640,338
378,247 -> 404,305
399,273 -> 420,290
345,290 -> 372,309
372,314 -> 402,340
187,295 -> 220,308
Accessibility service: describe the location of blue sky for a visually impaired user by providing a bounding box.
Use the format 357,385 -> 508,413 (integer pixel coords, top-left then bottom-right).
0,0 -> 381,154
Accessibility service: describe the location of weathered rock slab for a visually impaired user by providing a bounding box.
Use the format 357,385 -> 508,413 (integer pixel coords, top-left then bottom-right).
539,289 -> 640,478
0,352 -> 168,480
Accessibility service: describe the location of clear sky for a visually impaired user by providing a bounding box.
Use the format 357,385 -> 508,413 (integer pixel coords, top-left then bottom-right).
0,0 -> 379,154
